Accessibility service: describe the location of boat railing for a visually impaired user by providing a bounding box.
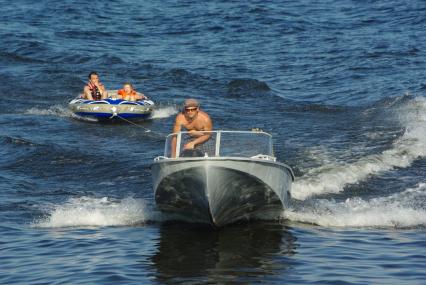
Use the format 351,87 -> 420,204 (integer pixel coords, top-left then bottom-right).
159,130 -> 275,160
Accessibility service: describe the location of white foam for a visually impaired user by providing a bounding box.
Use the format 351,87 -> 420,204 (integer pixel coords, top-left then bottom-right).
151,105 -> 179,119
292,96 -> 426,200
34,196 -> 158,228
285,183 -> 426,228
25,105 -> 76,118
25,105 -> 98,121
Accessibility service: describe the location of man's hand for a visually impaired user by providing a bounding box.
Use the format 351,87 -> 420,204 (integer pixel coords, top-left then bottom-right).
184,141 -> 195,150
187,130 -> 204,138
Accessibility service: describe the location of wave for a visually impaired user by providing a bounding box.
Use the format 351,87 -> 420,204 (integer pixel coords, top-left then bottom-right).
151,105 -> 179,119
292,96 -> 426,200
33,195 -> 234,228
27,105 -> 98,122
227,78 -> 271,97
34,197 -> 160,228
0,50 -> 45,64
285,183 -> 426,228
25,105 -> 79,118
228,78 -> 270,91
2,135 -> 38,147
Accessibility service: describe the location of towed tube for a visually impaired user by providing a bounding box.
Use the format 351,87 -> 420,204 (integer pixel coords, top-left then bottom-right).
69,97 -> 155,120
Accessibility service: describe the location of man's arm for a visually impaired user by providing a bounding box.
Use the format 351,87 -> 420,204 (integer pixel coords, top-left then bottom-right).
84,86 -> 93,100
100,85 -> 108,99
171,115 -> 183,158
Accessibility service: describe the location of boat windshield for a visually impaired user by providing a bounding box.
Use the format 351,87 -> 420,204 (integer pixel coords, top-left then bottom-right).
163,130 -> 274,158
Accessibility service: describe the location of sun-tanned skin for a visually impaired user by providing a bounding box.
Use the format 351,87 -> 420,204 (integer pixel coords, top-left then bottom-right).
83,73 -> 108,100
171,100 -> 213,158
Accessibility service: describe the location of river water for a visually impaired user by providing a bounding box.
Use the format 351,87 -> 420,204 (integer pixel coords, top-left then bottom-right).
1,0 -> 426,284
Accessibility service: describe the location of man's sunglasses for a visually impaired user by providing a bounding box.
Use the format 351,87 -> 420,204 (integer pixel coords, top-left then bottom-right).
185,107 -> 198,112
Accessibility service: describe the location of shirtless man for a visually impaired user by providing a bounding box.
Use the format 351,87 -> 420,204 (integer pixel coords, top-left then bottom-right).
83,71 -> 108,100
171,99 -> 213,157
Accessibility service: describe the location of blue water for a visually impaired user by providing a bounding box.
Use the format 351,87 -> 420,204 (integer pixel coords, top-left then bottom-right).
1,0 -> 426,284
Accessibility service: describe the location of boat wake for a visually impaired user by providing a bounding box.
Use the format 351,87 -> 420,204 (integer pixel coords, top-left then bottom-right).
151,105 -> 179,119
292,96 -> 426,200
33,197 -> 160,228
25,105 -> 80,118
287,96 -> 426,228
285,183 -> 426,228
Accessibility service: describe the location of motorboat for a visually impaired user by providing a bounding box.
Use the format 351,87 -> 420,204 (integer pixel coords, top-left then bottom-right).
151,130 -> 294,227
69,96 -> 155,121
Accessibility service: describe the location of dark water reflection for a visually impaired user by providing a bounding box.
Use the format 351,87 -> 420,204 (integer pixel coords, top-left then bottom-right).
151,221 -> 297,284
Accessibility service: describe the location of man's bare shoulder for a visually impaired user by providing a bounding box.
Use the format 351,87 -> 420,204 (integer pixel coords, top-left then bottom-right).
198,111 -> 211,121
175,112 -> 185,122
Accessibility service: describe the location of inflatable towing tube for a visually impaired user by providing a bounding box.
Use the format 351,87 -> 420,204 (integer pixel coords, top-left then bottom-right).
69,97 -> 155,120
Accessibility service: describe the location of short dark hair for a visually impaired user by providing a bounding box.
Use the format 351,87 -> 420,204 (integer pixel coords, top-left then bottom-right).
88,71 -> 98,79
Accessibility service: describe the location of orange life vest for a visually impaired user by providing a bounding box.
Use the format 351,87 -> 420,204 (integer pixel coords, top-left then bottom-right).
117,89 -> 137,99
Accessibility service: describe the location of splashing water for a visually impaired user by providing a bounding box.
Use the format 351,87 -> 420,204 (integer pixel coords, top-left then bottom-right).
25,105 -> 77,118
34,197 -> 158,228
285,183 -> 426,228
292,96 -> 426,200
151,105 -> 179,119
284,96 -> 426,228
25,105 -> 97,122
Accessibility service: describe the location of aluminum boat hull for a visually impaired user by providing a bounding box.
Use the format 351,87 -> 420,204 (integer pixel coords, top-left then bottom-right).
152,157 -> 293,227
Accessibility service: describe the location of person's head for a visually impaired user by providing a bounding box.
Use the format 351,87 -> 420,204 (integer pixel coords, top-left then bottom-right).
122,82 -> 134,94
88,71 -> 99,83
183,99 -> 199,119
